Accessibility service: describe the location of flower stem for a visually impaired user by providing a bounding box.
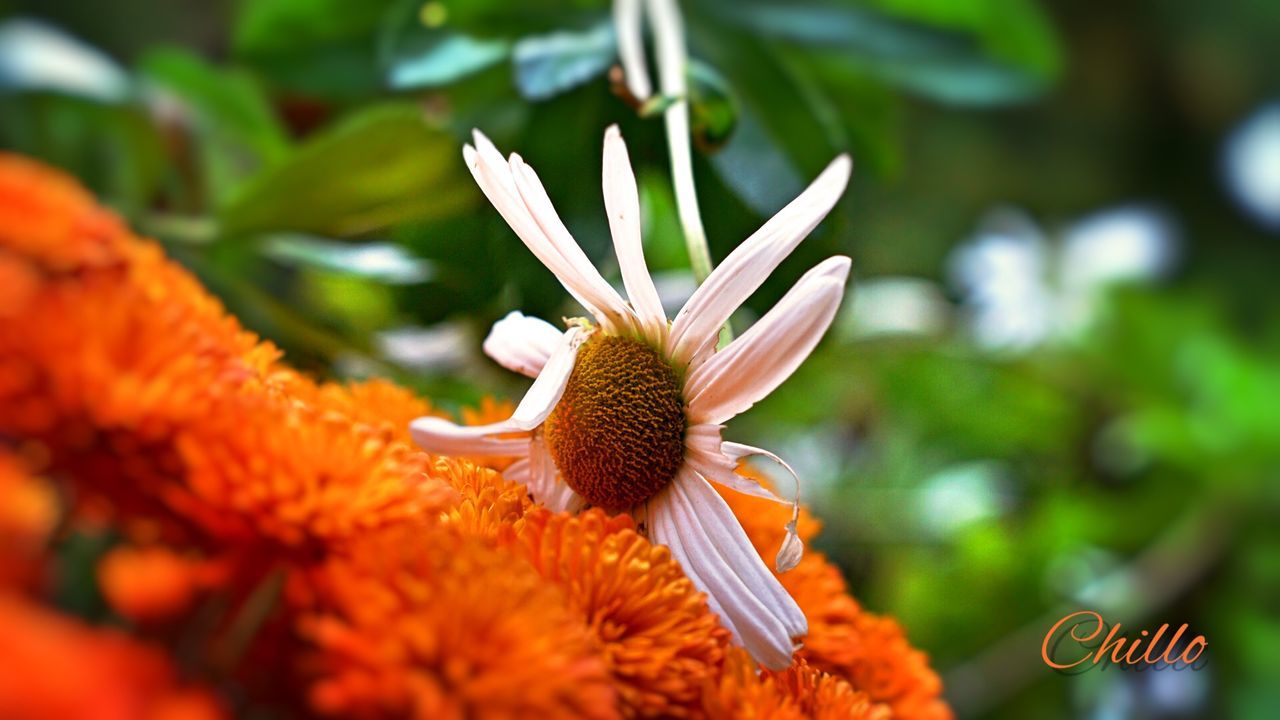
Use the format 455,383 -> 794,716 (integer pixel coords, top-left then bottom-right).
647,0 -> 714,285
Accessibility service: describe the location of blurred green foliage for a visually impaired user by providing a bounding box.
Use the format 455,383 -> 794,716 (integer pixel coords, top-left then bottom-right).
2,0 -> 1278,718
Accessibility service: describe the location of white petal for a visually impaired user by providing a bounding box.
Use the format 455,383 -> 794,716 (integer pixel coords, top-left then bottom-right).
483,311 -> 564,378
611,0 -> 651,101
409,418 -> 529,457
668,156 -> 852,365
508,325 -> 585,427
411,327 -> 585,455
508,152 -> 636,332
686,256 -> 851,425
722,442 -> 804,574
649,470 -> 806,670
527,434 -> 586,512
503,457 -> 531,485
465,132 -> 630,331
602,125 -> 667,341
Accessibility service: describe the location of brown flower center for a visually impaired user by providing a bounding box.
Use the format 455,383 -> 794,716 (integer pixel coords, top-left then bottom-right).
544,334 -> 685,512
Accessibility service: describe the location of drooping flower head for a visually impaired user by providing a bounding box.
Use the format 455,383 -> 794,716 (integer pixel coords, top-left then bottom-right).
411,125 -> 852,669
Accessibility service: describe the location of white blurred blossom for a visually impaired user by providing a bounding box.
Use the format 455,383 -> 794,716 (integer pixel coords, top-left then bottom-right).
950,205 -> 1178,352
838,276 -> 949,341
0,19 -> 128,101
1223,102 -> 1280,231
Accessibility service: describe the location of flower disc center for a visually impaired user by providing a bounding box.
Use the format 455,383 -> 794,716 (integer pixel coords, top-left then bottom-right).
544,334 -> 685,512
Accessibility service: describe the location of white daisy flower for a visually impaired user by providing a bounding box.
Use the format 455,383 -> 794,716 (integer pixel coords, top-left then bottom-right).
411,125 -> 852,669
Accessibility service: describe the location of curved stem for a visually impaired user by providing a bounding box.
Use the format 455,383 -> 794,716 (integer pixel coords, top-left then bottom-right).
646,0 -> 714,285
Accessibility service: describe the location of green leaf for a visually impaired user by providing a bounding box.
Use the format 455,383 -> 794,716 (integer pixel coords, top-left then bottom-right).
219,104 -> 475,237
232,0 -> 397,99
864,0 -> 1063,78
387,33 -> 511,89
699,0 -> 1060,105
430,0 -> 610,38
0,95 -> 168,217
709,106 -> 804,216
511,20 -> 615,101
139,48 -> 290,203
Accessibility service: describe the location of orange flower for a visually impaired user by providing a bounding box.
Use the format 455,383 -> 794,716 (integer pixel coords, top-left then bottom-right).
0,593 -> 227,720
98,545 -> 227,622
302,523 -> 618,720
437,456 -> 532,539
286,374 -> 443,446
0,452 -> 58,590
702,648 -> 887,720
0,153 -> 130,271
172,383 -> 452,551
511,508 -> 731,718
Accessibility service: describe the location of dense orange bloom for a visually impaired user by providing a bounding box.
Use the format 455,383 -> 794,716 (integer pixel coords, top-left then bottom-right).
0,154 -> 130,271
0,452 -> 57,589
285,374 -> 442,446
98,545 -> 227,622
702,649 -> 887,720
0,593 -> 226,720
437,456 -> 532,538
173,382 -> 451,550
512,508 -> 731,718
302,523 -> 618,720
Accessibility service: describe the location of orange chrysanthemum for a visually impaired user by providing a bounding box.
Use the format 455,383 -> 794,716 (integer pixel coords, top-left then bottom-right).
512,508 -> 731,718
437,456 -> 532,538
0,452 -> 58,590
702,648 -> 888,720
173,383 -> 451,551
285,374 -> 443,446
0,154 -> 130,271
0,593 -> 226,720
98,545 -> 228,622
302,523 -> 618,720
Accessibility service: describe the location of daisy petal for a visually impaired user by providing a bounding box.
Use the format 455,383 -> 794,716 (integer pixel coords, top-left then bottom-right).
411,327 -> 585,455
508,325 -> 585,427
650,470 -> 806,670
686,256 -> 851,425
483,311 -> 564,378
503,457 -> 531,485
602,125 -> 667,341
466,132 -> 629,330
509,152 -> 636,332
408,418 -> 529,457
668,156 -> 852,365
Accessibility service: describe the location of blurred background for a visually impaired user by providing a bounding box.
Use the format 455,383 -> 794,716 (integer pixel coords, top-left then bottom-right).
2,0 -> 1277,717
